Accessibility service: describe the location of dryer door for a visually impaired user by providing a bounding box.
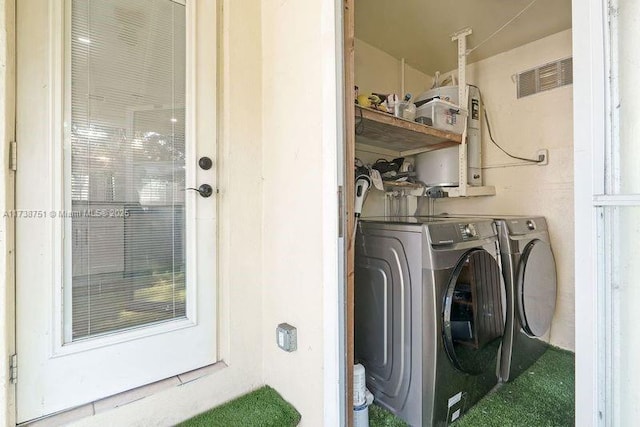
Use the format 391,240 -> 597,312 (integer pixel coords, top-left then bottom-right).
517,239 -> 557,337
443,249 -> 505,374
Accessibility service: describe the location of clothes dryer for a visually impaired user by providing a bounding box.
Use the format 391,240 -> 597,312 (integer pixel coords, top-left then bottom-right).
355,217 -> 505,426
495,217 -> 557,382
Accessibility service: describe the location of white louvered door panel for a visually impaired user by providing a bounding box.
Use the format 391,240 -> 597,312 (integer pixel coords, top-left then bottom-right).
15,0 -> 217,422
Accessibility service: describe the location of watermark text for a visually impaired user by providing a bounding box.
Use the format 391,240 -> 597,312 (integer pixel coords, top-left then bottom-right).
3,209 -> 130,219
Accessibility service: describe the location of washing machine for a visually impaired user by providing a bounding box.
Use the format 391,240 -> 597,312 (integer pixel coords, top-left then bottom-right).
354,217 -> 505,426
495,216 -> 557,382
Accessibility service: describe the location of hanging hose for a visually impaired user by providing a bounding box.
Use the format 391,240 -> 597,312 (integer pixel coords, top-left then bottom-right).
350,175 -> 371,249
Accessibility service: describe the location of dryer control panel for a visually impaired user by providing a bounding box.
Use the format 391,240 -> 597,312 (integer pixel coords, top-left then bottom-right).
506,217 -> 548,235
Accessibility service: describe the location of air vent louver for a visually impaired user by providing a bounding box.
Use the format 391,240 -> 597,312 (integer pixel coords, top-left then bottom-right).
517,57 -> 573,98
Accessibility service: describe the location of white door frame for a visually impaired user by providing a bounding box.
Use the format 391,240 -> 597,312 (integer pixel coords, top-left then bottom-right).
576,0 -> 640,424
573,0 -> 609,425
322,0 -> 346,424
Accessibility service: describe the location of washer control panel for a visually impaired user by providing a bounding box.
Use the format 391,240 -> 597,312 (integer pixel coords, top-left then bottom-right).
506,217 -> 547,235
427,219 -> 496,245
459,223 -> 478,240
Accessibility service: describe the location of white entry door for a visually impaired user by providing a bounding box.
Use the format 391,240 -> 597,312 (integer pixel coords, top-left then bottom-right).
15,0 -> 217,422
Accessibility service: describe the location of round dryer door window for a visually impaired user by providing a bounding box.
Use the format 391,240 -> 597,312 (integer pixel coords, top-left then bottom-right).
443,249 -> 505,375
518,239 -> 557,337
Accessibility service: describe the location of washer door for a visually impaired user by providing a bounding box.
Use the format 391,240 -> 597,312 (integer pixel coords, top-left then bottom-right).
443,249 -> 505,375
517,239 -> 557,337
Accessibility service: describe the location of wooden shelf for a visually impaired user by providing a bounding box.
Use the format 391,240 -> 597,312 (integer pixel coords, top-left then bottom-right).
355,105 -> 461,157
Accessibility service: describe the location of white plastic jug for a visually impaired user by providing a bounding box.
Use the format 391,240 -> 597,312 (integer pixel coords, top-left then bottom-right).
353,364 -> 366,406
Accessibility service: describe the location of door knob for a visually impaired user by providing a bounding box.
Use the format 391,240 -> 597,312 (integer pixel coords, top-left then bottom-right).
198,157 -> 213,170
187,184 -> 213,198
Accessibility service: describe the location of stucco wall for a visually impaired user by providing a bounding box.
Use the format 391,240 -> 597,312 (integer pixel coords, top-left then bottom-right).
430,30 -> 575,351
260,0 -> 341,425
355,38 -> 434,101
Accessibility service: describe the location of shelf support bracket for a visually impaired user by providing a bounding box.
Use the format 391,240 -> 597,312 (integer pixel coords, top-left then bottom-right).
452,27 -> 472,197
451,27 -> 472,105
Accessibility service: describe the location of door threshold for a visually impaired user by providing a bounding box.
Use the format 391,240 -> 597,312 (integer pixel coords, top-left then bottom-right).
19,362 -> 227,427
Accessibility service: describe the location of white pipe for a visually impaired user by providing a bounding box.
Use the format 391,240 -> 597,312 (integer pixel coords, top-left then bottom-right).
400,57 -> 405,96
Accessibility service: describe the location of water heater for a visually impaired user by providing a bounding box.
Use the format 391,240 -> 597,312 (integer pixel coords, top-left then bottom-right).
415,85 -> 482,187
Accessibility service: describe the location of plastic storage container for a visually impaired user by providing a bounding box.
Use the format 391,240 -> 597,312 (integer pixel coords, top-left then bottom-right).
415,99 -> 467,134
415,85 -> 459,105
394,101 -> 417,121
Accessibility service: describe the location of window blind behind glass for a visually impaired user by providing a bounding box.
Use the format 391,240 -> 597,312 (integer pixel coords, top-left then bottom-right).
69,0 -> 187,341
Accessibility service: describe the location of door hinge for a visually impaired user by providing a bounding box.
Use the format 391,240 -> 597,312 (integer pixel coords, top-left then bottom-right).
338,186 -> 344,238
9,353 -> 17,383
9,141 -> 17,171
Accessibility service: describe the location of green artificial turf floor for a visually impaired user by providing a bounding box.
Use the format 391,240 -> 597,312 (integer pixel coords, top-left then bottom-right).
370,347 -> 574,427
178,348 -> 573,427
178,386 -> 300,427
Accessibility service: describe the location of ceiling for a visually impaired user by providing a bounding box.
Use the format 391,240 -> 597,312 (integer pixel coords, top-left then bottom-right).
355,0 -> 572,75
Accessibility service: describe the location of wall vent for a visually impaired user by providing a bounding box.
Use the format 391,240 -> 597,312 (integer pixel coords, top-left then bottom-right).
517,57 -> 573,98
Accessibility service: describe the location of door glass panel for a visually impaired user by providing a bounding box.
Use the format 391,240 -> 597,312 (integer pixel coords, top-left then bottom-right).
66,0 -> 186,341
444,249 -> 504,374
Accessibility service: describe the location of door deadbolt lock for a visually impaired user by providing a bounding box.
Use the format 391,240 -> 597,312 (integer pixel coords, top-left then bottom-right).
198,157 -> 213,170
187,184 -> 213,198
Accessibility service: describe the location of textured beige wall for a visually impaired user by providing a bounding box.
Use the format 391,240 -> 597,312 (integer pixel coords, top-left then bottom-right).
355,38 -> 434,100
260,0 -> 340,424
431,30 -> 575,350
